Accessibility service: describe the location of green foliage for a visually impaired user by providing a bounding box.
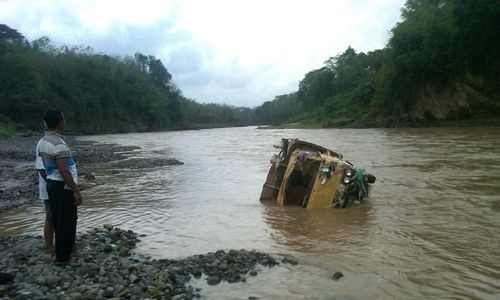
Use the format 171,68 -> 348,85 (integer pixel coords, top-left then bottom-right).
0,123 -> 19,137
451,0 -> 500,96
298,67 -> 335,109
3,0 -> 498,133
180,99 -> 240,128
254,93 -> 302,125
148,274 -> 166,298
254,0 -> 499,127
0,24 -> 26,46
0,24 -> 249,134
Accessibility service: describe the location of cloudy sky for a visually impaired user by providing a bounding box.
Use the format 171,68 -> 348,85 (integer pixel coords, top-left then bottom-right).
0,0 -> 405,107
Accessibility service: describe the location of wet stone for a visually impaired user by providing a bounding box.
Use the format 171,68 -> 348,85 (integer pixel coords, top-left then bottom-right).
69,292 -> 82,299
332,271 -> 344,281
103,224 -> 113,231
118,248 -> 129,257
34,276 -> 46,285
129,274 -> 138,283
103,244 -> 113,253
103,286 -> 114,298
45,275 -> 61,287
191,268 -> 202,278
206,276 -> 221,286
281,257 -> 298,265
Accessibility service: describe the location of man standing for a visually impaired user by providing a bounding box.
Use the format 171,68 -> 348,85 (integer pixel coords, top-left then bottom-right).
38,109 -> 82,265
35,137 -> 54,253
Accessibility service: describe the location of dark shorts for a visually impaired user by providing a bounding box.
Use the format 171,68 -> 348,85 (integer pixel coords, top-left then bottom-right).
44,199 -> 53,221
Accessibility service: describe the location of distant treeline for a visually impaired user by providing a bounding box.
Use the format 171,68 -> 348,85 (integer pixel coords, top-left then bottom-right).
0,24 -> 254,134
253,0 -> 500,127
1,0 -> 498,135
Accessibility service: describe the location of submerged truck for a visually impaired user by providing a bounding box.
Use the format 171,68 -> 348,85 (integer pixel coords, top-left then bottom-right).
260,139 -> 376,208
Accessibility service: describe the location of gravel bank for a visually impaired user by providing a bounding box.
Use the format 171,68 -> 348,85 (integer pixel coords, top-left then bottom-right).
0,135 -> 139,163
0,225 -> 296,299
0,133 -> 182,213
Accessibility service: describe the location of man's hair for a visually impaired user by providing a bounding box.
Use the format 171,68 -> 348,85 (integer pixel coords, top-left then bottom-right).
44,109 -> 64,129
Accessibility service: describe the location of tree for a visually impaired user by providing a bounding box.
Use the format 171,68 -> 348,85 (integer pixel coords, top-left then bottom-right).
451,0 -> 500,89
0,24 -> 25,45
147,55 -> 172,87
298,67 -> 335,109
31,36 -> 53,52
0,25 -> 248,133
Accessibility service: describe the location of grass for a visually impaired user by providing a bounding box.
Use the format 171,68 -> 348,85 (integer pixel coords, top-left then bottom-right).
0,124 -> 19,138
148,274 -> 166,298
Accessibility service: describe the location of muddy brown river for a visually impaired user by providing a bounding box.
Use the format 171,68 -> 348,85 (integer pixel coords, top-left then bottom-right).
1,127 -> 499,299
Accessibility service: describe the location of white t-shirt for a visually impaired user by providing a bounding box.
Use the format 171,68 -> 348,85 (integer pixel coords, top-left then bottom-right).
38,131 -> 78,189
35,139 -> 49,200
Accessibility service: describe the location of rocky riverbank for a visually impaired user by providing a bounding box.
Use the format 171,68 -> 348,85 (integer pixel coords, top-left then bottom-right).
0,134 -> 183,213
0,225 -> 296,299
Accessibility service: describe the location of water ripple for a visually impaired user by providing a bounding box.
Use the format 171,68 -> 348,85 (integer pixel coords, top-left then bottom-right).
0,127 -> 498,298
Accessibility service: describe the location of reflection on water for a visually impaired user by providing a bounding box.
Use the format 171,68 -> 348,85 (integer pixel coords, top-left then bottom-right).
262,204 -> 373,254
0,127 -> 499,299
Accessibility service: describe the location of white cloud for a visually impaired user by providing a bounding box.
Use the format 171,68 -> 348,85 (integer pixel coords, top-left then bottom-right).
0,0 -> 405,106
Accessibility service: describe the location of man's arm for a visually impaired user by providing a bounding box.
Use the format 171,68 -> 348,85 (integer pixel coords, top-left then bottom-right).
35,142 -> 46,180
56,157 -> 82,206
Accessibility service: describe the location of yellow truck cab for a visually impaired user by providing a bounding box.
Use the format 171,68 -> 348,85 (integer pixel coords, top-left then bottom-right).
260,139 -> 375,208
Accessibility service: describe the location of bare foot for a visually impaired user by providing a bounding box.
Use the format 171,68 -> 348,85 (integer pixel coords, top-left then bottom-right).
68,257 -> 81,267
54,257 -> 80,267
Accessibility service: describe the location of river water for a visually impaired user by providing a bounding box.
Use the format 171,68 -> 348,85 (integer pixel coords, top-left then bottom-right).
1,127 -> 499,299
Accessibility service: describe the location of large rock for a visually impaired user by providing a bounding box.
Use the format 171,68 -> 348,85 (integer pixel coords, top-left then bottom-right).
331,271 -> 344,281
206,276 -> 221,286
45,275 -> 61,287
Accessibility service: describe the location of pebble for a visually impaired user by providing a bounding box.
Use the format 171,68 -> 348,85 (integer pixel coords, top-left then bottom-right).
332,271 -> 344,281
45,275 -> 61,287
191,268 -> 202,278
69,292 -> 82,299
103,244 -> 113,253
129,274 -> 138,283
103,286 -> 114,298
206,276 -> 221,286
0,226 -> 294,299
34,276 -> 46,285
282,257 -> 298,265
